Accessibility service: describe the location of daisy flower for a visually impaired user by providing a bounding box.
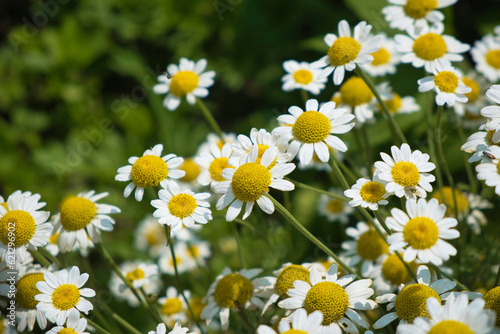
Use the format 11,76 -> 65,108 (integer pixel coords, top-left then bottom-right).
35,266 -> 95,326
134,215 -> 167,258
158,287 -> 190,326
317,188 -> 354,224
363,34 -> 401,77
382,0 -> 457,32
153,58 -> 215,111
374,265 -> 456,329
398,293 -> 495,334
46,309 -> 89,334
115,144 -> 185,201
385,197 -> 459,266
278,264 -> 377,333
272,99 -> 355,165
395,23 -> 470,73
257,308 -> 325,334
214,145 -> 295,221
281,60 -> 327,95
481,85 -> 500,132
418,64 -> 471,107
344,177 -> 389,210
297,148 -> 343,171
53,190 -> 120,252
149,322 -> 195,334
232,128 -> 290,166
201,267 -> 272,331
177,158 -> 202,189
476,145 -> 500,195
311,20 -> 382,85
195,143 -> 235,189
471,34 -> 500,82
367,252 -> 418,294
0,192 -> 51,263
375,88 -> 420,116
453,72 -> 488,119
483,286 -> 500,330
374,143 -> 436,199
158,242 -> 196,275
461,123 -> 499,162
185,239 -> 211,266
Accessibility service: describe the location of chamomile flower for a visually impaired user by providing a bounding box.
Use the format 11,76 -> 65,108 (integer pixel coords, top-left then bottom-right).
483,286 -> 500,329
418,64 -> 471,107
151,181 -> 212,234
153,58 -> 215,111
201,267 -> 271,331
214,145 -> 295,221
312,20 -> 382,85
385,197 -> 459,266
476,145 -> 500,195
0,192 -> 51,263
278,264 -> 377,333
374,265 -> 456,329
454,72 -> 488,119
149,322 -> 195,334
195,143 -> 235,189
281,60 -> 327,95
46,309 -> 89,334
272,99 -> 355,165
54,190 -> 120,252
185,239 -> 211,266
115,144 -> 185,201
158,242 -> 195,275
376,89 -> 420,115
461,123 -> 499,162
471,34 -> 500,82
317,188 -> 354,223
481,85 -> 500,132
395,23 -> 470,73
363,34 -> 401,77
374,143 -> 436,199
232,128 -> 290,166
367,252 -> 418,294
344,177 -> 389,210
257,308 -> 325,334
35,266 -> 95,326
134,215 -> 167,258
110,262 -> 161,307
158,287 -> 189,326
178,158 -> 202,189
382,0 -> 457,32
297,148 -> 343,171
398,293 -> 495,334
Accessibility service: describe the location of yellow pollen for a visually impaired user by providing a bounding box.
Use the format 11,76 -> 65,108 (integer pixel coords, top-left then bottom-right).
180,159 -> 201,183
275,265 -> 311,298
356,230 -> 389,260
17,273 -> 45,309
231,163 -> 271,202
0,202 -> 8,211
340,77 -> 374,106
304,281 -> 349,325
391,161 -> 420,188
209,157 -> 233,182
161,298 -> 183,315
126,268 -> 145,282
395,284 -> 440,322
49,232 -> 59,244
462,78 -> 481,103
359,181 -> 386,204
293,69 -> 313,85
371,48 -> 391,65
282,330 -> 308,334
0,210 -> 36,247
413,33 -> 447,60
170,71 -> 199,97
131,155 -> 169,188
382,254 -> 417,285
432,187 -> 469,216
214,273 -> 253,308
328,37 -> 361,66
327,199 -> 344,213
292,111 -> 331,144
434,71 -> 459,93
59,329 -> 78,334
384,94 -> 403,113
188,245 -> 200,258
188,297 -> 206,321
429,321 -> 473,334
404,217 -> 439,249
486,50 -> 500,69
52,284 -> 81,311
168,194 -> 197,219
246,144 -> 278,168
60,197 -> 97,231
403,0 -> 438,19
486,130 -> 499,146
484,286 -> 500,326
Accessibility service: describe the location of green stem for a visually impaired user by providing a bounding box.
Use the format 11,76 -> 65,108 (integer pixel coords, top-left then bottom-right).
95,299 -> 143,334
196,98 -> 223,138
38,247 -> 62,268
285,177 -> 349,201
355,66 -> 407,144
232,221 -> 246,268
29,249 -> 51,267
360,125 -> 373,171
332,153 -> 358,184
455,114 -> 478,193
83,316 -> 113,334
300,89 -> 310,104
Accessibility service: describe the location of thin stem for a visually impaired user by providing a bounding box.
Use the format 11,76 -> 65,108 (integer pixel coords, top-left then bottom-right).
29,249 -> 51,267
360,125 -> 373,171
455,114 -> 478,193
355,66 -> 407,144
300,89 -> 309,104
232,221 -> 246,268
332,153 -> 358,184
285,177 -> 349,201
37,247 -> 62,268
266,194 -> 361,278
95,300 -> 143,334
196,98 -> 223,138
83,316 -> 113,334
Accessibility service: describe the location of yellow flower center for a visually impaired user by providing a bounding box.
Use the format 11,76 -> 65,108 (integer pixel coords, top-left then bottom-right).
180,158 -> 201,183
371,48 -> 391,65
462,77 -> 481,103
395,283 -> 440,322
413,33 -> 447,61
328,37 -> 361,66
340,77 -> 374,106
359,181 -> 386,204
59,329 -> 78,334
356,230 -> 389,260
275,265 -> 311,298
0,210 -> 36,247
188,297 -> 206,321
293,69 -> 313,85
428,321 -> 473,334
432,187 -> 469,216
331,94 -> 343,105
209,157 -> 233,182
231,163 -> 271,202
0,202 -> 8,210
403,0 -> 438,19
282,330 -> 308,334
486,130 -> 500,146
404,217 -> 439,249
327,199 -> 344,213
126,268 -> 145,282
484,286 -> 500,326
382,254 -> 417,285
170,71 -> 199,97
384,94 -> 403,113
161,297 -> 183,315
17,273 -> 45,309
168,194 -> 197,219
304,281 -> 349,325
146,227 -> 162,246
246,144 -> 278,169
131,155 -> 169,188
49,232 -> 59,244
60,197 -> 97,231
52,284 -> 81,311
292,111 -> 331,144
214,273 -> 253,308
391,161 -> 420,188
486,50 -> 500,69
434,71 -> 459,93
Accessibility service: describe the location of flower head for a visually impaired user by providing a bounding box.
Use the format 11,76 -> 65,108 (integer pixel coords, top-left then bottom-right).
281,60 -> 327,95
475,145 -> 500,195
363,34 -> 401,77
471,34 -> 500,82
418,64 -> 471,107
344,177 -> 389,210
257,309 -> 325,334
46,309 -> 89,334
